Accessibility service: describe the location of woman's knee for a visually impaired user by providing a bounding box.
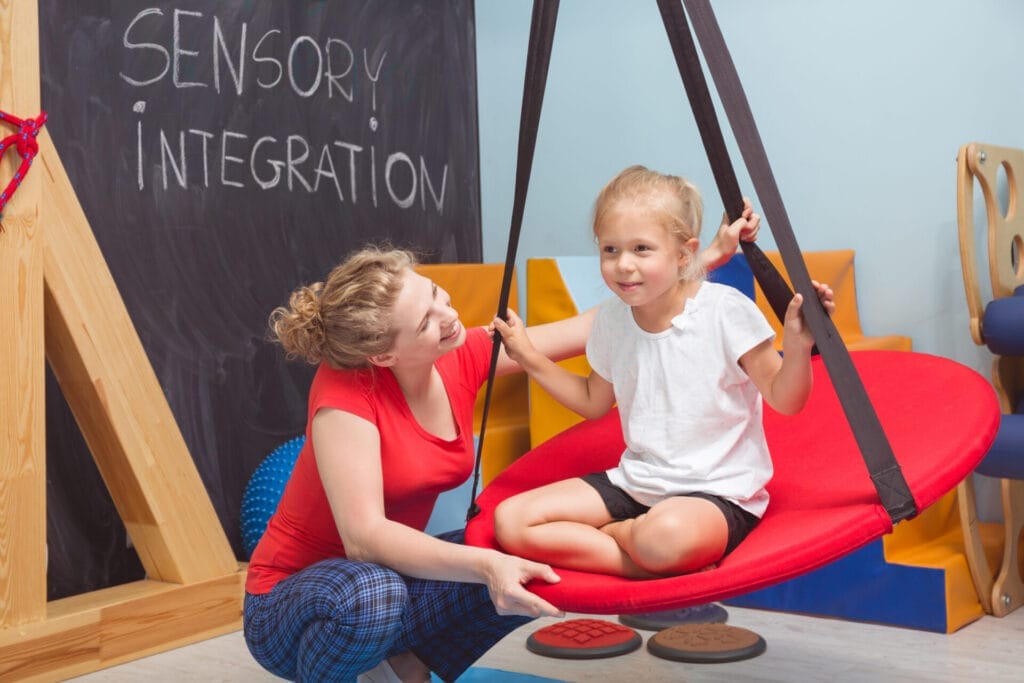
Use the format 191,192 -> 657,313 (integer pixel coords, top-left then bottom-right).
321,561 -> 409,631
284,559 -> 411,638
244,560 -> 412,680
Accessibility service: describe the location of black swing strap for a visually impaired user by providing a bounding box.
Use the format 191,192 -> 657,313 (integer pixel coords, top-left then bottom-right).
655,1 -> 793,325
658,0 -> 916,523
466,0 -> 560,520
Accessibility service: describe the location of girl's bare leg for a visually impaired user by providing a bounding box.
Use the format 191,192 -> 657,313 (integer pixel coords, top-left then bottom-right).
603,497 -> 728,576
494,478 -> 649,576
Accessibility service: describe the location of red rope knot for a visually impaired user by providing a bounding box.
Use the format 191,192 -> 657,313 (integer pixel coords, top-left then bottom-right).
14,111 -> 46,158
0,110 -> 48,231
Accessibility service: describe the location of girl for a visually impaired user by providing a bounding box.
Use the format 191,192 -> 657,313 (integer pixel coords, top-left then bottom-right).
492,165 -> 833,579
245,229 -> 754,680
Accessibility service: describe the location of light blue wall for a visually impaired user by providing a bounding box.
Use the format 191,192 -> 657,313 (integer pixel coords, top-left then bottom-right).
475,0 -> 1024,381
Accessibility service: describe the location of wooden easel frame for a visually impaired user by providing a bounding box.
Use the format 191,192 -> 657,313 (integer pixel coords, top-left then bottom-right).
1,4 -> 245,679
955,141 -> 1024,617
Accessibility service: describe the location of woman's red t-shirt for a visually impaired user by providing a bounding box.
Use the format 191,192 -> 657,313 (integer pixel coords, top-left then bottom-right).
246,327 -> 491,594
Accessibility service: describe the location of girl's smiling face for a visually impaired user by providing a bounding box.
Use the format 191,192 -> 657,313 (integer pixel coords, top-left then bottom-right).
596,204 -> 698,315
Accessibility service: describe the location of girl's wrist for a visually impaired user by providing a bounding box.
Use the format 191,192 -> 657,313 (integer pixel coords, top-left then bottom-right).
782,337 -> 813,356
519,348 -> 544,372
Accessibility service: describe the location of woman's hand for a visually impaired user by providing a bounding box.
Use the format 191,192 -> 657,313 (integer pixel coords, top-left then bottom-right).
483,550 -> 564,618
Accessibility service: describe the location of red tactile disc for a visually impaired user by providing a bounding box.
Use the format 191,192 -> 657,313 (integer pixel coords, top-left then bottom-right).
526,618 -> 643,659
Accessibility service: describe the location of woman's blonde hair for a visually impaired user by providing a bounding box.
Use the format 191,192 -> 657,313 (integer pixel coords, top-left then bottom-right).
592,164 -> 706,281
269,246 -> 416,369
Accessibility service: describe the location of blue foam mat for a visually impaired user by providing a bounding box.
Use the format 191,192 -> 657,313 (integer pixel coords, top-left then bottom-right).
724,539 -> 948,632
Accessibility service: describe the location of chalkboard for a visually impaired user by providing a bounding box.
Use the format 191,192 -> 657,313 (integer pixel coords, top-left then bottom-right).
39,0 -> 481,599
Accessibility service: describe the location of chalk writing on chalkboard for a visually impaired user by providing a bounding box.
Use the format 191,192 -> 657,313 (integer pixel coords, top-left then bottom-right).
40,0 -> 480,599
120,9 -> 450,214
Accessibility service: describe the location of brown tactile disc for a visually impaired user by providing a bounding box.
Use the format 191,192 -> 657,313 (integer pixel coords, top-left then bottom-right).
647,623 -> 766,663
526,618 -> 643,659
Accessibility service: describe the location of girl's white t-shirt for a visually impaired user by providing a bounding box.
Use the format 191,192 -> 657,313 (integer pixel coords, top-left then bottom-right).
586,282 -> 776,517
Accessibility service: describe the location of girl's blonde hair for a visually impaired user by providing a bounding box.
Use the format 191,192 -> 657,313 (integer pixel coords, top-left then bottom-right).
269,246 -> 416,369
593,164 -> 706,281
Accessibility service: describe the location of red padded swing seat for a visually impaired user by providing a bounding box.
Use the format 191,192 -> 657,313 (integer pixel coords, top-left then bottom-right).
465,350 -> 1000,615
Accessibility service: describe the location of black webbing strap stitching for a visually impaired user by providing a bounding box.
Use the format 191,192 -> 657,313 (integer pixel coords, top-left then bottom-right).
466,0 -> 560,521
667,0 -> 916,523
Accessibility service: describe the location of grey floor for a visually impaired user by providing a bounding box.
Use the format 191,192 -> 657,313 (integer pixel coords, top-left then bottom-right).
70,603 -> 1024,682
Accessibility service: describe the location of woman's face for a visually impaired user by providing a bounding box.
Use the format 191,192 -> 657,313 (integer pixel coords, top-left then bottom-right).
380,269 -> 466,367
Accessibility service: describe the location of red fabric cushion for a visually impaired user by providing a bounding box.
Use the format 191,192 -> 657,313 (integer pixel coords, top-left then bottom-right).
465,351 -> 999,614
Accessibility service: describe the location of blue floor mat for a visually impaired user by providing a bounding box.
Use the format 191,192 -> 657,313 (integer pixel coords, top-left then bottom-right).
432,667 -> 565,682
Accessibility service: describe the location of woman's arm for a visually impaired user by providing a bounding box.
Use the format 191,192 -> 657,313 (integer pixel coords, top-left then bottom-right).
312,407 -> 563,617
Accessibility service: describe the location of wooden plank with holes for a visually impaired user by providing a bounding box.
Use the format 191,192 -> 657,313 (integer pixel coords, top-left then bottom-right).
956,143 -> 988,345
956,144 -> 1024,617
962,143 -> 1024,302
0,0 -> 45,629
989,356 -> 1024,616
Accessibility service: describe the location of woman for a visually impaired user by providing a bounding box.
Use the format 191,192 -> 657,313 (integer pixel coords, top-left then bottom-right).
244,213 -> 756,682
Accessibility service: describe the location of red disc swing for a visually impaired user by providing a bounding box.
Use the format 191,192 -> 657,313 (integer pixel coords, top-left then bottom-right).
462,0 -> 999,620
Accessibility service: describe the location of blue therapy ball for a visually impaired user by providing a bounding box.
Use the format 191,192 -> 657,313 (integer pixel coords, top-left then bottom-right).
240,435 -> 305,557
